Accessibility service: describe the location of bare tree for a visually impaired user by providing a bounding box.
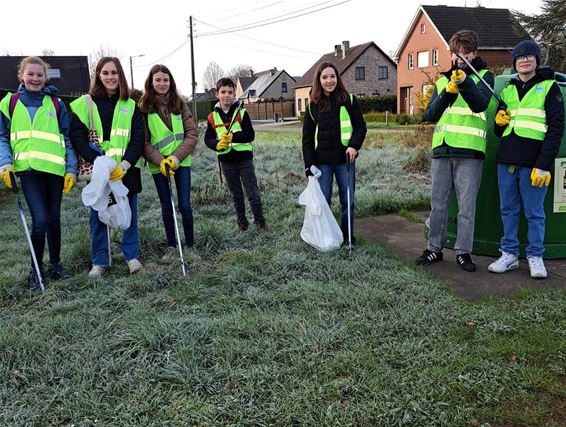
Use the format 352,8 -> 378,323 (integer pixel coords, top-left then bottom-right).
88,45 -> 120,77
202,61 -> 225,91
41,49 -> 55,56
228,64 -> 254,82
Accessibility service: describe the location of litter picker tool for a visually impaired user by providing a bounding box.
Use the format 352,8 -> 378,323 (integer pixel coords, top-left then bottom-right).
456,53 -> 506,108
9,172 -> 45,292
165,163 -> 189,276
217,98 -> 246,184
346,155 -> 353,254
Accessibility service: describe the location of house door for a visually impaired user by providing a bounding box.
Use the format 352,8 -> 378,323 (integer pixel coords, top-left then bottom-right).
400,86 -> 413,114
408,87 -> 414,114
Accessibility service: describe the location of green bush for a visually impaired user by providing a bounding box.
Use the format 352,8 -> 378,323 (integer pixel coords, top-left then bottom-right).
357,95 -> 396,113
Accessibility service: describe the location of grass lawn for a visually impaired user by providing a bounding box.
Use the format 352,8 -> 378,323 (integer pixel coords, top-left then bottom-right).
0,131 -> 564,426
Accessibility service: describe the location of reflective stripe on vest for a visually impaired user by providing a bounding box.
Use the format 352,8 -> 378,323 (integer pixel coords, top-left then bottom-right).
212,108 -> 252,155
501,80 -> 553,141
147,112 -> 191,174
70,96 -> 140,167
308,93 -> 353,149
431,70 -> 490,153
0,92 -> 65,176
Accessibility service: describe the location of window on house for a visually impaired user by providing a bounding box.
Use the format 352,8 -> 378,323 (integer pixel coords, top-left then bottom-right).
298,98 -> 302,111
355,67 -> 365,80
433,49 -> 439,66
408,54 -> 414,70
281,82 -> 287,93
372,91 -> 380,96
249,89 -> 256,96
305,98 -> 308,108
417,51 -> 429,68
357,93 -> 365,98
421,23 -> 426,34
378,66 -> 388,80
47,69 -> 61,79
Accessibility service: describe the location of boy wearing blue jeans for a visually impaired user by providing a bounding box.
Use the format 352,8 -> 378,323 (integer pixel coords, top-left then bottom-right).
416,30 -> 493,272
204,78 -> 266,231
488,40 -> 564,279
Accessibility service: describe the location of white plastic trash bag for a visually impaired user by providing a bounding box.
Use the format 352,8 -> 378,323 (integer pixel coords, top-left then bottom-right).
81,156 -> 132,230
298,167 -> 343,252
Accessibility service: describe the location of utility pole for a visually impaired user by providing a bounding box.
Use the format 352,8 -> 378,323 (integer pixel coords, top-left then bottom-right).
189,16 -> 198,121
129,54 -> 145,89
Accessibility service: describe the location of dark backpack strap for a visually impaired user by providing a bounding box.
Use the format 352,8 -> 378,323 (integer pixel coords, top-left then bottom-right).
9,93 -> 19,117
9,93 -> 61,117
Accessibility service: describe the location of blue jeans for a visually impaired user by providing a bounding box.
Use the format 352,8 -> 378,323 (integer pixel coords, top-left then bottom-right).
221,158 -> 265,225
317,162 -> 355,241
152,167 -> 194,247
89,193 -> 139,266
19,172 -> 64,268
497,164 -> 547,257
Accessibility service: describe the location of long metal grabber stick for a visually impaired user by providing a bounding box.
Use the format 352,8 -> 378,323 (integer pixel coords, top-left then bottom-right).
9,172 -> 45,292
456,53 -> 506,108
165,163 -> 188,277
346,156 -> 353,254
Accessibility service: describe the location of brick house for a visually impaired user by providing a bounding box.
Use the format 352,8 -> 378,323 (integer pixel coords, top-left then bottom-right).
395,5 -> 530,114
294,41 -> 397,116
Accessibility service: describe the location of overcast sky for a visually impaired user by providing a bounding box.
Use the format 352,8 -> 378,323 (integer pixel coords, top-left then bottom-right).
0,0 -> 542,95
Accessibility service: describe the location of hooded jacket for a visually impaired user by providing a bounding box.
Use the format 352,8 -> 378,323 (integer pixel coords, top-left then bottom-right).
494,66 -> 564,171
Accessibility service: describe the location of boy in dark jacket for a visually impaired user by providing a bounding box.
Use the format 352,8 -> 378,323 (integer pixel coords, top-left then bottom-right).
204,77 -> 266,231
488,40 -> 564,279
416,30 -> 494,272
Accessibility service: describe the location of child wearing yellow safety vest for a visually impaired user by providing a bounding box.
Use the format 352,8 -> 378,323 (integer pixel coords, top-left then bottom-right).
0,56 -> 77,290
488,40 -> 564,279
139,64 -> 200,261
416,30 -> 494,272
69,57 -> 145,278
204,77 -> 266,232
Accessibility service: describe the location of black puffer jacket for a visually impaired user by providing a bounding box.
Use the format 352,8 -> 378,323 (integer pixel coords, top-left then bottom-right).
302,91 -> 366,170
494,67 -> 564,171
70,93 -> 145,194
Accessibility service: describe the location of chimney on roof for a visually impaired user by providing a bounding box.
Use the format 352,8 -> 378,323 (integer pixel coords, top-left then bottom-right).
248,69 -> 254,77
334,44 -> 342,56
271,67 -> 277,76
342,40 -> 350,59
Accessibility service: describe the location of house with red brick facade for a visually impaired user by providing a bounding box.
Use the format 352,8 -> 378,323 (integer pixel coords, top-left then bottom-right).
294,41 -> 397,116
395,5 -> 530,114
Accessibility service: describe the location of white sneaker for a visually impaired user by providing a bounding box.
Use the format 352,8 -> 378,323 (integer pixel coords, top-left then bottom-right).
488,251 -> 519,273
127,258 -> 144,274
162,247 -> 177,261
88,265 -> 106,278
183,246 -> 202,261
527,256 -> 547,279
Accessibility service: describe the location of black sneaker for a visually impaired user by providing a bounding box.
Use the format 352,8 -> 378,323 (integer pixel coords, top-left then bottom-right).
256,221 -> 268,231
415,249 -> 443,266
456,253 -> 476,272
48,262 -> 69,280
28,268 -> 44,291
237,222 -> 249,232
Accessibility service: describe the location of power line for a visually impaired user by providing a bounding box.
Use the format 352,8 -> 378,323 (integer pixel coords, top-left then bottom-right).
195,17 -> 318,55
134,38 -> 190,69
198,0 -> 351,37
199,0 -> 284,23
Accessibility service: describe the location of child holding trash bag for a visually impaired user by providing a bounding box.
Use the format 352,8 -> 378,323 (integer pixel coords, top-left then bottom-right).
415,30 -> 494,272
70,57 -> 144,278
204,77 -> 267,232
488,40 -> 564,279
139,64 -> 200,261
0,56 -> 78,290
302,61 -> 367,247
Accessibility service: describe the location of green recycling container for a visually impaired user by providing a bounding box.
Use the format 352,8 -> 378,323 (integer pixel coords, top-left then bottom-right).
443,71 -> 566,258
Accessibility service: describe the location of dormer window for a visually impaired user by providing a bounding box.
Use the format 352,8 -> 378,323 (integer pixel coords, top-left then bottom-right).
420,23 -> 426,34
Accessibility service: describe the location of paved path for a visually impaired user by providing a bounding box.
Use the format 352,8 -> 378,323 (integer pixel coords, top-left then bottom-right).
357,214 -> 566,302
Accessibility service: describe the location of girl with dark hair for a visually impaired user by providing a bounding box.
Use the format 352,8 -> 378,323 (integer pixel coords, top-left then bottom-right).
302,61 -> 367,246
140,64 -> 199,260
0,56 -> 78,289
70,57 -> 145,278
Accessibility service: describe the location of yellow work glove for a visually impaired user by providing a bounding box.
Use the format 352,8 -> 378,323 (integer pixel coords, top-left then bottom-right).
159,157 -> 176,177
63,173 -> 76,194
446,80 -> 459,94
531,168 -> 551,188
217,132 -> 232,151
0,164 -> 13,190
451,69 -> 466,84
109,160 -> 131,181
495,109 -> 511,126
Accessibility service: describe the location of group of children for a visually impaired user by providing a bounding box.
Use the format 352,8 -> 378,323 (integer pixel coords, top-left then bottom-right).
1,31 -> 564,290
416,32 -> 564,280
0,57 -> 265,289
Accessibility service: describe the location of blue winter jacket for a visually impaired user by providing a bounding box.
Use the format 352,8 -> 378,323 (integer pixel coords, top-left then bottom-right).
0,84 -> 78,175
